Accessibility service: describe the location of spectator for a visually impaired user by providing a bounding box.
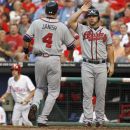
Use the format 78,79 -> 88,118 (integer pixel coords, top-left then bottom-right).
110,21 -> 121,36
61,44 -> 71,62
112,35 -> 125,62
22,0 -> 37,20
0,64 -> 35,126
107,0 -> 126,20
92,0 -> 111,28
1,13 -> 10,26
118,5 -> 130,24
19,13 -> 31,35
33,0 -> 48,20
9,0 -> 25,24
73,45 -> 82,62
116,43 -> 130,63
59,0 -> 76,25
0,30 -> 13,61
32,0 -> 42,7
0,102 -> 6,125
5,24 -> 25,62
0,18 -> 9,33
119,23 -> 129,47
123,5 -> 130,33
5,0 -> 15,13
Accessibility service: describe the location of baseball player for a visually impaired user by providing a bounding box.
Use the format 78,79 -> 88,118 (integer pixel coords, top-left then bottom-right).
23,1 -> 75,127
68,0 -> 114,127
0,103 -> 6,125
0,64 -> 35,126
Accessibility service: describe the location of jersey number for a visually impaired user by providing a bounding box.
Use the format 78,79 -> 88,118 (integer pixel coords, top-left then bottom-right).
42,33 -> 53,48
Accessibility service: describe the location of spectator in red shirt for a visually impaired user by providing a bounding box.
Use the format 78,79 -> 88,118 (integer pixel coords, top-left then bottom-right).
5,24 -> 25,61
0,19 -> 9,33
1,13 -> 10,26
22,0 -> 36,20
119,5 -> 130,24
0,30 -> 13,62
107,0 -> 126,20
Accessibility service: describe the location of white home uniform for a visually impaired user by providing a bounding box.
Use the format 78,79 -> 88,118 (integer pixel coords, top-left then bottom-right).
0,106 -> 6,125
7,75 -> 35,126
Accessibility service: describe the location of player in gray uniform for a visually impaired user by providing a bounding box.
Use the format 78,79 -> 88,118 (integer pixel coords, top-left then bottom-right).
23,1 -> 75,127
68,0 -> 114,127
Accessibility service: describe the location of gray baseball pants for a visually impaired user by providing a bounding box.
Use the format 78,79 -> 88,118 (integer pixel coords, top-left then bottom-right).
32,56 -> 61,124
81,62 -> 107,123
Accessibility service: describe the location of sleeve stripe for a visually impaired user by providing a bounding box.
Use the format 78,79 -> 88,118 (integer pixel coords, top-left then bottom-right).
24,34 -> 32,40
23,34 -> 33,42
67,40 -> 76,50
67,40 -> 75,47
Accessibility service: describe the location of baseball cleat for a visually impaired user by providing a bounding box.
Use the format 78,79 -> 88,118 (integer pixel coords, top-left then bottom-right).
38,123 -> 48,127
84,122 -> 92,127
95,121 -> 104,127
28,104 -> 37,121
95,122 -> 101,127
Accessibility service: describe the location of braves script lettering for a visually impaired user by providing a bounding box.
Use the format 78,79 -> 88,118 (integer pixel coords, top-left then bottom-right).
83,31 -> 107,42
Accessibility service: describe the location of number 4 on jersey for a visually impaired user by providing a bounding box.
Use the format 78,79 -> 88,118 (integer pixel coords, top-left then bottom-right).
42,33 -> 53,48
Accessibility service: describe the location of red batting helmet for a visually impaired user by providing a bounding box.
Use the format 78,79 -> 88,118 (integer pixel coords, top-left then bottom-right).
11,64 -> 21,74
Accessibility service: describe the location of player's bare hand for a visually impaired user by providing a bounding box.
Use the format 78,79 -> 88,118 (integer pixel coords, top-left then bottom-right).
20,99 -> 29,105
81,1 -> 92,12
83,0 -> 91,3
0,97 -> 6,103
107,64 -> 114,77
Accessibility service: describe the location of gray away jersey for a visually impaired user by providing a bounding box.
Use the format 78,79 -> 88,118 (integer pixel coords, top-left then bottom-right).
25,17 -> 75,55
76,23 -> 112,60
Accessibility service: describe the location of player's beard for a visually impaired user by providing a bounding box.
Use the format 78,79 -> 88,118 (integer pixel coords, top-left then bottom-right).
87,19 -> 99,28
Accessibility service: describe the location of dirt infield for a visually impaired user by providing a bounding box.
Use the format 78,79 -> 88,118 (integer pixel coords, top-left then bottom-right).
0,126 -> 130,130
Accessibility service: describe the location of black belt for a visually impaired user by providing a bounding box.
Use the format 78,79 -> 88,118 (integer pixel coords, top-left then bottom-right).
35,53 -> 60,57
83,58 -> 106,64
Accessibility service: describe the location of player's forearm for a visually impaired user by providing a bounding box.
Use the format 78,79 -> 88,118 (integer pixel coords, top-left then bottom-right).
23,41 -> 30,55
68,9 -> 83,30
107,44 -> 114,66
25,90 -> 35,102
1,93 -> 9,101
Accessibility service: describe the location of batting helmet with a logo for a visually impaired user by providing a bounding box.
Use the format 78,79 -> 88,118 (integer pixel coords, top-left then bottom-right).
45,1 -> 58,15
86,8 -> 100,20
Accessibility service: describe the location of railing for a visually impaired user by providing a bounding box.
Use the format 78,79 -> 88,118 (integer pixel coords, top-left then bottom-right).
61,77 -> 130,83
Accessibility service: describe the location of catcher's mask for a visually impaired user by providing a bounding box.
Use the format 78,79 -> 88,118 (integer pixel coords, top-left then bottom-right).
11,64 -> 21,74
45,1 -> 58,15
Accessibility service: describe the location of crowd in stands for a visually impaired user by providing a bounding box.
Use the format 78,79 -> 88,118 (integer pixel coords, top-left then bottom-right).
1,0 -> 130,63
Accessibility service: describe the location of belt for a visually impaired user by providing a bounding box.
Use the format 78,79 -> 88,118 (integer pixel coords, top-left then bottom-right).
35,53 -> 60,57
83,58 -> 106,64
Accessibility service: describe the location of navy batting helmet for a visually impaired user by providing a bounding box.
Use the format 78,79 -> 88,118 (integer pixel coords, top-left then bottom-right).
45,1 -> 58,15
87,9 -> 99,17
11,64 -> 21,74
